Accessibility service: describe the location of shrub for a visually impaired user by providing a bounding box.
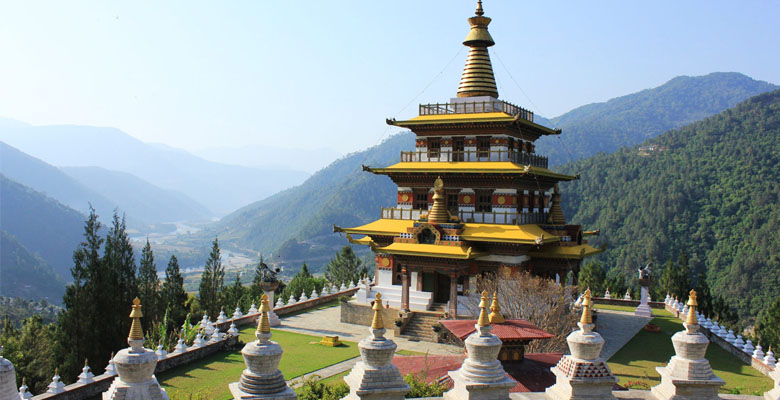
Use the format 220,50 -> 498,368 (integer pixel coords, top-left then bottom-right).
404,372 -> 447,398
296,375 -> 350,400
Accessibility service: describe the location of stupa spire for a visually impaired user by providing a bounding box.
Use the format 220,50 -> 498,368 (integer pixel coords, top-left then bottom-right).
685,289 -> 698,326
257,293 -> 271,335
457,1 -> 498,98
580,288 -> 593,325
427,177 -> 450,223
489,291 -> 505,323
477,290 -> 490,327
371,293 -> 385,329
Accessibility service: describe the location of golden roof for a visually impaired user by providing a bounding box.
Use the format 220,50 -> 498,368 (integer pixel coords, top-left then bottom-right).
367,161 -> 576,181
337,219 -> 560,245
527,243 -> 604,260
388,112 -> 559,136
458,1 -> 498,98
374,242 -> 480,259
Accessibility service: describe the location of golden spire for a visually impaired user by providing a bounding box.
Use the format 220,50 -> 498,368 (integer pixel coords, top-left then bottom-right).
477,290 -> 490,327
427,177 -> 450,224
685,289 -> 698,325
371,293 -> 384,329
128,297 -> 144,340
457,1 -> 498,98
489,291 -> 505,324
257,293 -> 271,334
580,289 -> 593,325
547,184 -> 566,225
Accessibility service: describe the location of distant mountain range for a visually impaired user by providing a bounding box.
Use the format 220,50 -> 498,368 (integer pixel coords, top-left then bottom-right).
535,72 -> 778,165
199,72 -> 778,273
560,89 -> 780,320
0,121 -> 311,215
194,144 -> 343,174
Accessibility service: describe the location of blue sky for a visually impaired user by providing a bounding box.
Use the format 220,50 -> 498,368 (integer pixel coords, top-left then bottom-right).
1,1 -> 778,154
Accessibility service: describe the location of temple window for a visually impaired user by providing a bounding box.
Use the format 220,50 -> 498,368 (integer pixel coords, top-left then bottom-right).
418,228 -> 436,244
413,189 -> 428,210
428,137 -> 441,158
447,193 -> 459,215
453,137 -> 465,161
476,190 -> 493,212
477,136 -> 491,158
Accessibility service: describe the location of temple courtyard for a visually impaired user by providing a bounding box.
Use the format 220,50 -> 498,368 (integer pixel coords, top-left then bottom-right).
154,301 -> 773,399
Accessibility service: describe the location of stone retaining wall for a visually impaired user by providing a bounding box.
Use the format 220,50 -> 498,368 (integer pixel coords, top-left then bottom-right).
340,300 -> 398,330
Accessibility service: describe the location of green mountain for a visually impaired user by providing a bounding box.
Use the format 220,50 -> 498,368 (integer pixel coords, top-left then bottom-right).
61,166 -> 212,223
204,73 -> 777,273
560,89 -> 780,319
536,72 -> 777,165
0,230 -> 66,302
0,174 -> 85,282
210,133 -> 412,269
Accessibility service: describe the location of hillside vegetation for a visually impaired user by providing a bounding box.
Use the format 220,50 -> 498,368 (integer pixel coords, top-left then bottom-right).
536,72 -> 777,165
560,90 -> 780,319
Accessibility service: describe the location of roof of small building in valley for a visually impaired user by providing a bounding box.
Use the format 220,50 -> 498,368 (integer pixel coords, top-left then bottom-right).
439,319 -> 554,342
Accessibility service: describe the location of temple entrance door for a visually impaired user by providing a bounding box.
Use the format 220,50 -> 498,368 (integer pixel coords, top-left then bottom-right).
435,272 -> 451,303
421,272 -> 435,293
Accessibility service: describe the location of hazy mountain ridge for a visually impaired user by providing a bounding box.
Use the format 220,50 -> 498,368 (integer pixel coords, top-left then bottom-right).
0,230 -> 66,302
559,89 -> 780,319
0,174 -> 84,289
535,72 -> 778,165
0,123 -> 311,214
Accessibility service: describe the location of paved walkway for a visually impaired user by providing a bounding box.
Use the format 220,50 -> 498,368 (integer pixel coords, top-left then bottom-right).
595,309 -> 653,361
275,305 -> 464,356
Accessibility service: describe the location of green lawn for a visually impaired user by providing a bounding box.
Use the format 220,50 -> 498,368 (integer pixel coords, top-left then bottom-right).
607,313 -> 773,395
159,326 -> 360,400
594,303 -> 668,316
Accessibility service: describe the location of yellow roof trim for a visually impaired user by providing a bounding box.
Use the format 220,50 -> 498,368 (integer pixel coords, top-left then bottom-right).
339,219 -> 560,245
461,223 -> 559,244
403,112 -> 513,124
528,244 -> 604,259
368,162 -> 576,181
375,242 -> 480,259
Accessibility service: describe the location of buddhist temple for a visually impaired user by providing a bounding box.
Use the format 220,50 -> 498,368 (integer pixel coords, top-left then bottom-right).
334,1 -> 602,317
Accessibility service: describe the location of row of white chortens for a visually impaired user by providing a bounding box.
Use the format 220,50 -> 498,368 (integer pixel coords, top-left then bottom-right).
1,288 -> 779,399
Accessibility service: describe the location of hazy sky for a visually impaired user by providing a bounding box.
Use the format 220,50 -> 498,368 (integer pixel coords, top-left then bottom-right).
1,1 -> 778,154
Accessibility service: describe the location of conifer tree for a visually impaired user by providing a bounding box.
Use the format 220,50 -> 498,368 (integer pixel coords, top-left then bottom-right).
56,206 -> 103,381
102,212 -> 137,361
198,237 -> 225,317
226,272 -> 246,311
577,261 -> 605,294
161,255 -> 188,329
756,298 -> 780,353
137,239 -> 160,331
324,246 -> 367,286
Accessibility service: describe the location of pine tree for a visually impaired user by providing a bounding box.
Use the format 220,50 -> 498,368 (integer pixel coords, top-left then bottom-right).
226,272 -> 246,311
249,256 -> 267,300
137,239 -> 160,331
577,261 -> 605,294
161,255 -> 189,330
102,212 -> 137,363
199,237 -> 225,318
756,298 -> 780,353
694,272 -> 714,318
672,249 -> 691,301
324,246 -> 367,286
55,206 -> 104,381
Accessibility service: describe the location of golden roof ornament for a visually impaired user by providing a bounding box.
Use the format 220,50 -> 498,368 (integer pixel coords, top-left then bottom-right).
457,0 -> 498,98
129,297 -> 144,341
477,290 -> 490,327
257,293 -> 271,335
580,289 -> 593,325
685,289 -> 698,326
489,291 -> 505,324
427,177 -> 450,224
371,293 -> 384,329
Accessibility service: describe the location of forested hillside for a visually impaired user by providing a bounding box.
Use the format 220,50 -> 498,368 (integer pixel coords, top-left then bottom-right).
561,90 -> 780,319
0,231 -> 66,301
536,72 -> 777,165
0,174 -> 86,282
211,133 -> 414,268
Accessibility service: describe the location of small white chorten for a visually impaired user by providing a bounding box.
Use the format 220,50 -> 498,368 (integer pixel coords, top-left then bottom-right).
47,370 -> 65,394
755,344 -> 766,360
765,347 -> 777,368
78,360 -> 95,384
18,378 -> 32,399
101,298 -> 169,400
104,352 -> 118,376
173,338 -> 187,354
217,308 -> 227,324
228,322 -> 239,336
232,305 -> 242,320
743,339 -> 755,354
248,303 -> 258,315
155,344 -> 167,360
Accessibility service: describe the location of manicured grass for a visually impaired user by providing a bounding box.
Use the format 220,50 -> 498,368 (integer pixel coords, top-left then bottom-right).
279,298 -> 342,318
594,303 -> 670,316
607,314 -> 773,395
159,326 -> 360,400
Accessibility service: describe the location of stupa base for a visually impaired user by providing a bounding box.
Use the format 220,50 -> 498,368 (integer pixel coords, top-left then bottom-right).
634,304 -> 652,317
102,377 -> 169,400
229,382 -> 296,400
545,365 -> 616,400
650,366 -> 724,400
342,361 -> 409,400
443,369 -> 515,400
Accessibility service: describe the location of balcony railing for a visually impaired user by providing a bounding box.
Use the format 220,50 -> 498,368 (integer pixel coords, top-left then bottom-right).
400,149 -> 548,168
419,100 -> 534,123
381,207 -> 548,225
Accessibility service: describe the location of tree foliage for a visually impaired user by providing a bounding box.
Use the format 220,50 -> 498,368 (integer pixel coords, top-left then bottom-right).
324,246 -> 367,286
198,237 -> 225,318
161,255 -> 189,331
137,238 -> 160,332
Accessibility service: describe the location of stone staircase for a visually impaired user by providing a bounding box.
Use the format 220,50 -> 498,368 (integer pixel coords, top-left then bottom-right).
399,309 -> 444,342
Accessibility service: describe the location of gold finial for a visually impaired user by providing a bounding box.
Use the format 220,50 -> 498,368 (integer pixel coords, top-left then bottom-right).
475,0 -> 484,16
427,177 -> 450,224
54,368 -> 59,376
371,293 -> 384,329
685,289 -> 698,325
489,291 -> 504,324
257,294 -> 271,334
580,288 -> 593,325
84,359 -> 88,367
128,297 -> 144,340
477,290 -> 490,327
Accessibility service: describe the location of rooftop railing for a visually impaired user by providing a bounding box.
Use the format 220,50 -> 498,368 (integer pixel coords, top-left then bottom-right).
418,100 -> 534,123
400,149 -> 548,168
381,207 -> 548,226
